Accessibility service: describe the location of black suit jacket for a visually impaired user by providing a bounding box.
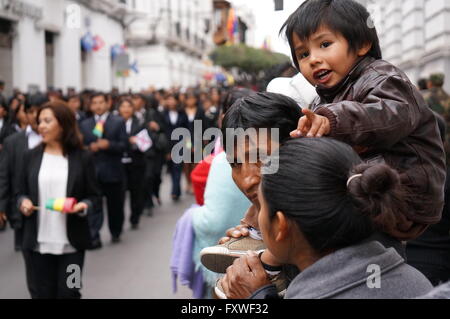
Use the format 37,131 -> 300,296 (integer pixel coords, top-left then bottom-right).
163,110 -> 189,150
18,146 -> 101,251
0,120 -> 13,146
79,113 -> 128,184
124,117 -> 146,168
0,131 -> 29,228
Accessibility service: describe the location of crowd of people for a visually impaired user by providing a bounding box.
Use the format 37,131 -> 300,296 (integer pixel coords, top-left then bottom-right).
0,82 -> 228,298
2,0 -> 450,300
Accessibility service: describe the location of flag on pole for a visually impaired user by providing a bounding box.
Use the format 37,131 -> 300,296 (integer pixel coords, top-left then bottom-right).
227,8 -> 237,43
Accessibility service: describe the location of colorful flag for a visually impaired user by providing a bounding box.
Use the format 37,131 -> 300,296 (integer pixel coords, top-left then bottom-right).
81,32 -> 95,52
93,35 -> 105,52
45,198 -> 78,213
227,8 -> 238,43
93,120 -> 104,138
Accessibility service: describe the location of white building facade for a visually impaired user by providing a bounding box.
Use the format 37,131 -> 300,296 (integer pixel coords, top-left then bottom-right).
0,0 -> 129,96
360,0 -> 450,92
124,0 -> 216,90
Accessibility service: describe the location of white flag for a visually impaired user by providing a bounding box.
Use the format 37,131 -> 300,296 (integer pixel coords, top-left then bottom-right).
135,129 -> 153,153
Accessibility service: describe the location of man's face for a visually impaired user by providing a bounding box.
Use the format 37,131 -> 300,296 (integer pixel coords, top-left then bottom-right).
68,97 -> 81,113
228,133 -> 278,211
132,96 -> 145,111
292,25 -> 368,88
26,106 -> 39,131
90,95 -> 108,116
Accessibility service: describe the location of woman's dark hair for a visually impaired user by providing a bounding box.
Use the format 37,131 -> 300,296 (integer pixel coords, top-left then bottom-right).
38,101 -> 83,156
281,0 -> 382,71
10,101 -> 26,127
118,97 -> 134,109
0,95 -> 8,113
262,138 -> 406,253
185,91 -> 200,108
222,92 -> 302,149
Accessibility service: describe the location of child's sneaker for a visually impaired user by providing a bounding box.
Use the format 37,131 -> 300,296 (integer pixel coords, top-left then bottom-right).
200,237 -> 266,273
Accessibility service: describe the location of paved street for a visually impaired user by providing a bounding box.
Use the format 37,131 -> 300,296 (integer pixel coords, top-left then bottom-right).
0,175 -> 195,299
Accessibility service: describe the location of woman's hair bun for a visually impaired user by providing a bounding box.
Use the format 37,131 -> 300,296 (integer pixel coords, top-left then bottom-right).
352,164 -> 401,196
348,163 -> 405,229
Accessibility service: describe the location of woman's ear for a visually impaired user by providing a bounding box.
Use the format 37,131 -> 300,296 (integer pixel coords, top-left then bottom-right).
357,42 -> 372,57
274,211 -> 289,242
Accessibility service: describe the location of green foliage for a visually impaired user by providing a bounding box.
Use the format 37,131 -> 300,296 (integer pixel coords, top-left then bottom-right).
210,44 -> 290,75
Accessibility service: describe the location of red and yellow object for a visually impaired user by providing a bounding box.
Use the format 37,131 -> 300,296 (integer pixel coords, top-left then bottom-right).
45,198 -> 78,213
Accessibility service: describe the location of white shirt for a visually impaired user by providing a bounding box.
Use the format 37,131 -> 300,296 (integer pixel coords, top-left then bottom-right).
0,118 -> 4,132
37,153 -> 75,255
169,111 -> 178,126
125,118 -> 132,134
26,126 -> 42,149
94,112 -> 110,123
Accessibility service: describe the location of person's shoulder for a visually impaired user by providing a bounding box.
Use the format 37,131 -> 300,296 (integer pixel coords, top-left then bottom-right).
79,116 -> 94,127
70,148 -> 94,163
363,59 -> 410,82
25,144 -> 44,159
3,130 -> 24,145
108,113 -> 125,125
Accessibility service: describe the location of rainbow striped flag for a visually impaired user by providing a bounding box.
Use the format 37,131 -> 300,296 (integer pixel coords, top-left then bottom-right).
93,120 -> 105,138
45,198 -> 78,213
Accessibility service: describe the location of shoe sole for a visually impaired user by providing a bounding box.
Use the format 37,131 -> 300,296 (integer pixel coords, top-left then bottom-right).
200,247 -> 265,273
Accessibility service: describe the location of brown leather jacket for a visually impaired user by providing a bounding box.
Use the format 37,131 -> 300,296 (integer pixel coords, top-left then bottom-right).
313,56 -> 446,240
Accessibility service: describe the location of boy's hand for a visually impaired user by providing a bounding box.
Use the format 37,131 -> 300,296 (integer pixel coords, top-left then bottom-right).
290,109 -> 330,138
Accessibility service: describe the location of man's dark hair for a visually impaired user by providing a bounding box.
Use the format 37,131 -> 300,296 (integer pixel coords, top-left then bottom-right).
89,92 -> 107,104
221,92 -> 302,150
281,0 -> 382,70
25,93 -> 48,111
418,78 -> 428,91
66,94 -> 81,102
219,88 -> 254,115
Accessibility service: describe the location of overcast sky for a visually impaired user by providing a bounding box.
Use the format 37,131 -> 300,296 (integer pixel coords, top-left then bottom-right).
230,0 -> 304,56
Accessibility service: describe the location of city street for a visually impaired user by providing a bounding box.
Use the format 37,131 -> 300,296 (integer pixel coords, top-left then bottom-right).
0,175 -> 194,299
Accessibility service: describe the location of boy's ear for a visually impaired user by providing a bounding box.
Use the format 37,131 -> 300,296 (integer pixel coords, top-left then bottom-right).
357,42 -> 372,57
274,211 -> 289,242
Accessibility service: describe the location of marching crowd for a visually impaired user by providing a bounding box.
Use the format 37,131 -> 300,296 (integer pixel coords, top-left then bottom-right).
0,82 -> 225,298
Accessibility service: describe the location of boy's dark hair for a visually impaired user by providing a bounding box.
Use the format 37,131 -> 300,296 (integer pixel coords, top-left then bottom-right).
262,138 -> 406,253
281,0 -> 382,70
221,92 -> 302,149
